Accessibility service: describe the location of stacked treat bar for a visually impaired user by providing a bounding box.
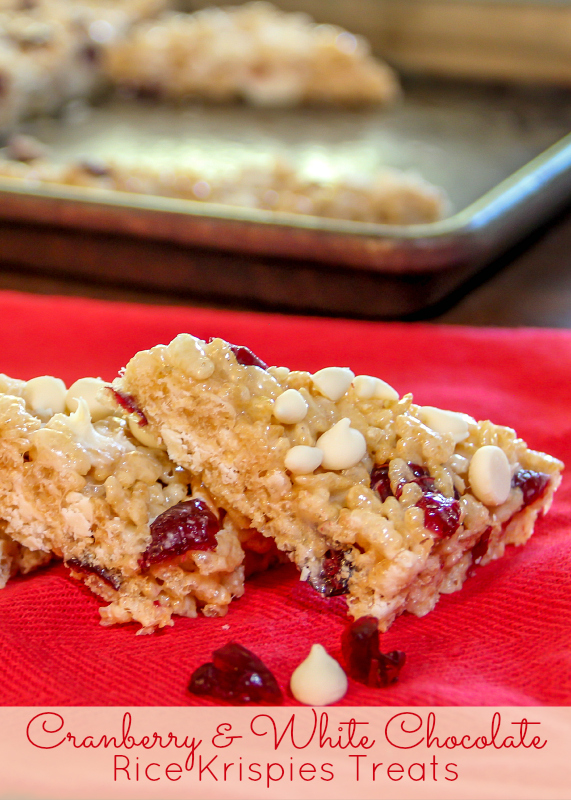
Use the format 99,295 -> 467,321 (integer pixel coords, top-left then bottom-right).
112,335 -> 563,630
0,370 -> 279,632
0,334 -> 561,634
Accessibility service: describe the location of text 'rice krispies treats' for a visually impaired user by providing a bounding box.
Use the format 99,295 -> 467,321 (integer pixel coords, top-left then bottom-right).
114,334 -> 564,631
0,372 -> 278,632
102,1 -> 399,107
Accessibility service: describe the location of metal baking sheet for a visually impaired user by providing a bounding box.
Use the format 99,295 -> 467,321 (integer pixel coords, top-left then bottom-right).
1,78 -> 571,316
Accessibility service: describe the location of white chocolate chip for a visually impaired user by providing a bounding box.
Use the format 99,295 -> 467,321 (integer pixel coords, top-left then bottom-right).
66,378 -> 113,422
312,367 -> 355,402
419,406 -> 470,444
353,375 -> 399,402
468,445 -> 511,506
270,366 -> 290,381
128,415 -> 163,449
290,644 -> 348,706
167,334 -> 215,380
22,376 -> 66,417
317,418 -> 367,471
284,445 -> 323,474
273,389 -> 308,424
48,398 -> 132,466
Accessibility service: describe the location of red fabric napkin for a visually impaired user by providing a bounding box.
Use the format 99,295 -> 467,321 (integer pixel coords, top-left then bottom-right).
0,289 -> 569,707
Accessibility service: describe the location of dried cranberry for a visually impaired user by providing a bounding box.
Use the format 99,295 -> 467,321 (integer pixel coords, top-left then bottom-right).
207,337 -> 267,369
134,83 -> 163,100
66,558 -> 121,591
416,491 -> 461,538
342,617 -> 406,688
370,464 -> 392,501
80,44 -> 100,65
111,388 -> 148,426
189,643 -> 282,704
230,344 -> 268,369
467,527 -> 492,577
80,158 -> 110,177
140,499 -> 219,569
512,470 -> 550,507
407,463 -> 437,493
372,462 -> 436,501
6,134 -> 46,162
471,527 -> 492,566
309,549 -> 351,596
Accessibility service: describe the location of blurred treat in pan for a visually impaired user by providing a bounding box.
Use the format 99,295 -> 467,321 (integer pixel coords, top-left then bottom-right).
0,0 -> 398,134
0,0 -> 170,131
103,1 -> 399,107
0,143 -> 447,224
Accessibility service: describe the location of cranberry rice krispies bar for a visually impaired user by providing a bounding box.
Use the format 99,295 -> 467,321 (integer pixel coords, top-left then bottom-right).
113,334 -> 563,630
0,372 -> 277,632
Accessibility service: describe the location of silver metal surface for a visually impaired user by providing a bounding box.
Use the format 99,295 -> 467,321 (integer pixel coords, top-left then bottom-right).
0,79 -> 570,314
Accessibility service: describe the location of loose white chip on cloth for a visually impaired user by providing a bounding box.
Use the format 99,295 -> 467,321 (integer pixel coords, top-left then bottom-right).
290,644 -> 348,705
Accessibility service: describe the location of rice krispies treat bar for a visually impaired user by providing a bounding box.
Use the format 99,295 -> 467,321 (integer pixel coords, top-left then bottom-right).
0,372 -> 278,632
114,334 -> 563,631
103,2 -> 399,107
0,0 -> 169,131
0,150 -> 447,225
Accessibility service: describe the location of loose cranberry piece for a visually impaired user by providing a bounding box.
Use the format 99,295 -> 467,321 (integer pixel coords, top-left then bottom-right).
207,337 -> 267,369
370,464 -> 392,501
416,491 -> 461,538
140,499 -> 219,569
66,558 -> 121,591
309,549 -> 351,596
189,642 -> 283,704
512,470 -> 550,507
111,388 -> 148,426
342,616 -> 406,688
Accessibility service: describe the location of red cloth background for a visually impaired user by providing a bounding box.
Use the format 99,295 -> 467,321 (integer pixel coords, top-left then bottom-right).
0,289 -> 569,707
